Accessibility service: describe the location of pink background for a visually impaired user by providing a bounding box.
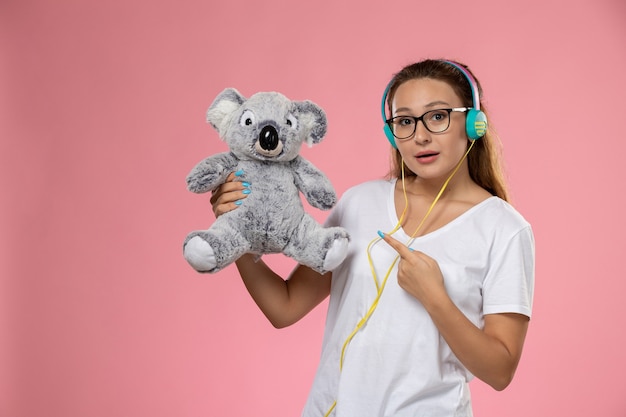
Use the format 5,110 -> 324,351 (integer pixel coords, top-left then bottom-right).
2,0 -> 625,416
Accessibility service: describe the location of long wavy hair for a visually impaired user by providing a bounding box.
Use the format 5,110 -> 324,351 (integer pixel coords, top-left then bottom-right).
385,59 -> 509,202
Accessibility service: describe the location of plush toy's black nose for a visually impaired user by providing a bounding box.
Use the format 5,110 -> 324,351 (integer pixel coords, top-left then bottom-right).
259,125 -> 279,151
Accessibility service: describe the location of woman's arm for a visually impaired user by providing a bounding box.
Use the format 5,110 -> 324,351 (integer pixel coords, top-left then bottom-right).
381,232 -> 529,391
236,256 -> 331,328
212,172 -> 331,329
424,297 -> 528,391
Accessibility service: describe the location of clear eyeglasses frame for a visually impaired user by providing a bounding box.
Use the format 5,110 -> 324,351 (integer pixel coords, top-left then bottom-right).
385,107 -> 470,140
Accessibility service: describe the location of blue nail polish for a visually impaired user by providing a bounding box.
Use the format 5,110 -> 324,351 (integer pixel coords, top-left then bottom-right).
409,248 -> 415,252
235,169 -> 244,177
241,182 -> 250,188
242,189 -> 251,195
235,200 -> 242,206
377,230 -> 385,239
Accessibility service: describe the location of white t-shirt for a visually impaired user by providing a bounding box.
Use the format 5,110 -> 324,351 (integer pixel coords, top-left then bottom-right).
301,179 -> 535,417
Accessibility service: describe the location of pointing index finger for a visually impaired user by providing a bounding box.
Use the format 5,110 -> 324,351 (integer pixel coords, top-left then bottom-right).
377,231 -> 414,257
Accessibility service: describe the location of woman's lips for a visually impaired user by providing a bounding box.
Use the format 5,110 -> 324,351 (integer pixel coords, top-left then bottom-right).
415,151 -> 439,163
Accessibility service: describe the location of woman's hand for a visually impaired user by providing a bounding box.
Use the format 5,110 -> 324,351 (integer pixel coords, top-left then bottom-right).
210,171 -> 250,217
379,232 -> 447,307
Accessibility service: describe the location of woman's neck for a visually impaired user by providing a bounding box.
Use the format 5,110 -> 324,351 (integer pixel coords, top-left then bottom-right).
402,170 -> 476,201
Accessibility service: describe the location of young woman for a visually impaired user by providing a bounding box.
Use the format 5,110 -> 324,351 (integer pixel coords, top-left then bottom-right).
210,59 -> 535,417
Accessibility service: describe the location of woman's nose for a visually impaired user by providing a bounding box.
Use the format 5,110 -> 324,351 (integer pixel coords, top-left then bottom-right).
413,121 -> 431,144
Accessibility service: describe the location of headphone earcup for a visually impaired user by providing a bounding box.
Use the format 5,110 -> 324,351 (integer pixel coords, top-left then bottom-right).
465,108 -> 488,140
383,124 -> 397,148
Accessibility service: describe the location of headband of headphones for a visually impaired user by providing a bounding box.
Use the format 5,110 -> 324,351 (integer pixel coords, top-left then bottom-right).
381,60 -> 488,147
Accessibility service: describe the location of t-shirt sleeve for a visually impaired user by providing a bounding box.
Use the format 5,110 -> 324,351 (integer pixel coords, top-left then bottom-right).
482,225 -> 535,318
324,186 -> 352,229
324,204 -> 341,228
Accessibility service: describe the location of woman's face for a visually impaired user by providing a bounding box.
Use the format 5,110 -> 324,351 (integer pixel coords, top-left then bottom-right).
391,77 -> 470,181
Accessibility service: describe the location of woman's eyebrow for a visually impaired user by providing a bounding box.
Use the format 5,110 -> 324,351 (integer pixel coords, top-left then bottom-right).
424,100 -> 451,108
393,101 -> 452,114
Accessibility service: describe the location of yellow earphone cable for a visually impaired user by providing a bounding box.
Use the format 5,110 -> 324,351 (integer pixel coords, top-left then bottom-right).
323,141 -> 476,417
366,161 -> 410,291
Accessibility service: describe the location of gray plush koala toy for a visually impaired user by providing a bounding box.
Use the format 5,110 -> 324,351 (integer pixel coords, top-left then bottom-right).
183,88 -> 350,274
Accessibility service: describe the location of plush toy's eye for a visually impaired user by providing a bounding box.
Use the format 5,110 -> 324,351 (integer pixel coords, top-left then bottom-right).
286,114 -> 298,129
240,110 -> 255,127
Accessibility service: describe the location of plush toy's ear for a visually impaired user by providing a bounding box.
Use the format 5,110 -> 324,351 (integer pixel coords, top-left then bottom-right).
206,88 -> 246,135
294,100 -> 327,147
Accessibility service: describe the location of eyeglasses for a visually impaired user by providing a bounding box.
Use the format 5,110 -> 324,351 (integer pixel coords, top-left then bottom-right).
385,107 -> 470,140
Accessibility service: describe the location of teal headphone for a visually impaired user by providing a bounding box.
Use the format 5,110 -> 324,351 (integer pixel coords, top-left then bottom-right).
381,60 -> 488,148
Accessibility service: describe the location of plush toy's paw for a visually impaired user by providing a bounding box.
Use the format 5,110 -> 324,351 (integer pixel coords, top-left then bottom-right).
183,236 -> 217,272
322,237 -> 349,271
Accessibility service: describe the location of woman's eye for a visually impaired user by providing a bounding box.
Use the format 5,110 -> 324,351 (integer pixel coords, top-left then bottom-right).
239,110 -> 255,127
429,111 -> 447,122
398,117 -> 415,126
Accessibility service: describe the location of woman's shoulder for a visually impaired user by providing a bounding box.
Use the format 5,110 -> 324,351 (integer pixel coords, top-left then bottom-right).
341,178 -> 394,200
331,178 -> 394,217
326,179 -> 393,227
477,196 -> 531,232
